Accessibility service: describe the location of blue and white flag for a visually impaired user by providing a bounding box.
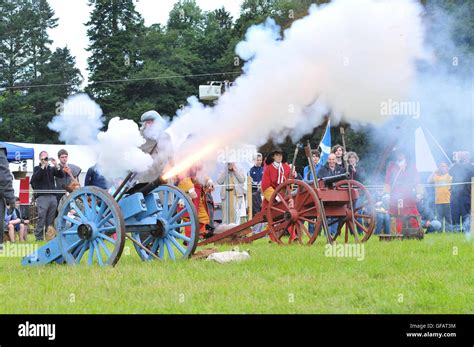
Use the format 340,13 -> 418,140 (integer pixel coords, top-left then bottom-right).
318,119 -> 331,166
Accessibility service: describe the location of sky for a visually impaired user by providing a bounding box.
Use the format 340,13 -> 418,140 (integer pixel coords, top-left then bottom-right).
48,0 -> 244,84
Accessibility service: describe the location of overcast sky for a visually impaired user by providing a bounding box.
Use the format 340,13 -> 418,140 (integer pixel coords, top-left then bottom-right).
48,0 -> 244,84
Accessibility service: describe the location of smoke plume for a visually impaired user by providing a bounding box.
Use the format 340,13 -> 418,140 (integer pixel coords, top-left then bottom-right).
162,0 -> 430,178
48,94 -> 153,180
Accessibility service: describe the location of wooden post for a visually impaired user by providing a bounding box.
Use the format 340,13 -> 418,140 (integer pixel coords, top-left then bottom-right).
247,175 -> 253,220
471,177 -> 474,235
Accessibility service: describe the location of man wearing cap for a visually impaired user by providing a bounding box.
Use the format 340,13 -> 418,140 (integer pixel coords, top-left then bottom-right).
55,149 -> 82,203
0,144 -> 15,250
137,110 -> 174,182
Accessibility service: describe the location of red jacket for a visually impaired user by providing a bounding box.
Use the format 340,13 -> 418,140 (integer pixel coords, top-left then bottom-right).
261,162 -> 291,207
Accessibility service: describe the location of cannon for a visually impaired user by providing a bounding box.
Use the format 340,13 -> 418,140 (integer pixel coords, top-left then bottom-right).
22,176 -> 201,266
200,140 -> 376,246
199,177 -> 375,246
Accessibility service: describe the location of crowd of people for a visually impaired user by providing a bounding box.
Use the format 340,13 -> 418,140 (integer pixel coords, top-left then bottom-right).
0,111 -> 472,247
0,145 -> 111,246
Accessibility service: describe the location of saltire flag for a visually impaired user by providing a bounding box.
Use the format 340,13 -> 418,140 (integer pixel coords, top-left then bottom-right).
318,119 -> 331,166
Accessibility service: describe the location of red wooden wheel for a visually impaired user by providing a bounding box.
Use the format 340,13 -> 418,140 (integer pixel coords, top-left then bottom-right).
332,180 -> 375,242
266,179 -> 322,245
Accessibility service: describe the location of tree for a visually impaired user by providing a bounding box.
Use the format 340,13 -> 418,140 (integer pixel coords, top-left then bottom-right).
0,0 -> 32,89
27,47 -> 83,143
24,0 -> 58,80
85,0 -> 145,119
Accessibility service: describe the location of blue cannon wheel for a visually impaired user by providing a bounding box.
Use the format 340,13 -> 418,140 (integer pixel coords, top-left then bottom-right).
131,184 -> 199,261
56,186 -> 126,266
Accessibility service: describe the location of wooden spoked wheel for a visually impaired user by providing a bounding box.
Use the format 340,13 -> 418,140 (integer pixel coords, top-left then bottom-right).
266,179 -> 322,245
331,180 -> 375,243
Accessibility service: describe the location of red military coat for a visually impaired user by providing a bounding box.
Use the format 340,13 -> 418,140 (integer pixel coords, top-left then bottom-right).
261,161 -> 291,209
384,161 -> 420,216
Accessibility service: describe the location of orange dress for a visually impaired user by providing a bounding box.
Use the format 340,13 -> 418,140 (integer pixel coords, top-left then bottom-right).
177,177 -> 210,238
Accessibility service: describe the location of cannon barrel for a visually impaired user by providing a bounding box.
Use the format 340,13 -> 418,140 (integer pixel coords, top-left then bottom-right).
321,172 -> 349,187
135,176 -> 168,196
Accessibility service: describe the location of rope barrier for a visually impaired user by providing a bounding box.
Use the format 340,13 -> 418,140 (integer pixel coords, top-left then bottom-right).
15,180 -> 474,195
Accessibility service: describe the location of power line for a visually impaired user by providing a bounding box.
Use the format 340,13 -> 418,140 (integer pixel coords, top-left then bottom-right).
0,71 -> 242,91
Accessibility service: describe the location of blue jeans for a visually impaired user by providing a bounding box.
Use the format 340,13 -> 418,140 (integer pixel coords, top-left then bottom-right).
376,213 -> 390,235
308,222 -> 315,235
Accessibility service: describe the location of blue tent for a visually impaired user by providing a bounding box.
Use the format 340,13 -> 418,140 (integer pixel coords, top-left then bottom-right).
0,142 -> 34,162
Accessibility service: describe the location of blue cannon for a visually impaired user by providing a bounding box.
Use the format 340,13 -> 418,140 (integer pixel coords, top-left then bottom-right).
22,179 -> 200,266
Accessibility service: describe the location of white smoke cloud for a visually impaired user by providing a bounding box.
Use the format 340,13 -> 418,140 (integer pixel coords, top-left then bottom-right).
49,93 -> 153,181
95,117 -> 153,180
165,0 -> 430,174
48,94 -> 103,144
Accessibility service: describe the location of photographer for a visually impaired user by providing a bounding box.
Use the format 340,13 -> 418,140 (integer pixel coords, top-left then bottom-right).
30,151 -> 64,241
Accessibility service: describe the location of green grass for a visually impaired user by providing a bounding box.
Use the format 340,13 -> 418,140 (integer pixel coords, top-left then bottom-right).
0,233 -> 472,314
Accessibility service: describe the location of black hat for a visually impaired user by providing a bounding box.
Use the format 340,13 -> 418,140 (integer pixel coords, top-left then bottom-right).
265,145 -> 286,165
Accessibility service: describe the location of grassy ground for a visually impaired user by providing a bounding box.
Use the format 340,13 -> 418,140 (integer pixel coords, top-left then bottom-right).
0,232 -> 472,314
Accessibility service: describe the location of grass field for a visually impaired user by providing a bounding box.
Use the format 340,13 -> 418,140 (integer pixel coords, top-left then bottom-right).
0,232 -> 472,314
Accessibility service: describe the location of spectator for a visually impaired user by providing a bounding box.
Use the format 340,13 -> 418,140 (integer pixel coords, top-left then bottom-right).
4,205 -> 20,243
346,151 -> 366,183
303,149 -> 321,182
318,153 -> 345,236
332,144 -> 345,169
449,151 -> 473,232
30,151 -> 64,241
249,153 -> 264,217
384,149 -> 421,234
428,162 -> 453,231
55,149 -> 81,204
84,164 -> 111,190
217,162 -> 246,225
14,197 -> 29,242
416,194 -> 442,233
318,153 -> 345,179
374,193 -> 391,235
301,149 -> 321,236
0,144 -> 16,250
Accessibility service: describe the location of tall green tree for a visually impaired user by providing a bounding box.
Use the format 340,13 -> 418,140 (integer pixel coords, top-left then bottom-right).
0,0 -> 31,89
0,0 -> 81,143
24,0 -> 58,80
27,47 -> 83,143
85,0 -> 145,120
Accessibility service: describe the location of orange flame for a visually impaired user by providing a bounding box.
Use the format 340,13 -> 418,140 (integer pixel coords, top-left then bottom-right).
161,142 -> 219,180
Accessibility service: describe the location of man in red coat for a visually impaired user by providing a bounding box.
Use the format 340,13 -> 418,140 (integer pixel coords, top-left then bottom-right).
261,146 -> 292,210
384,150 -> 422,233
